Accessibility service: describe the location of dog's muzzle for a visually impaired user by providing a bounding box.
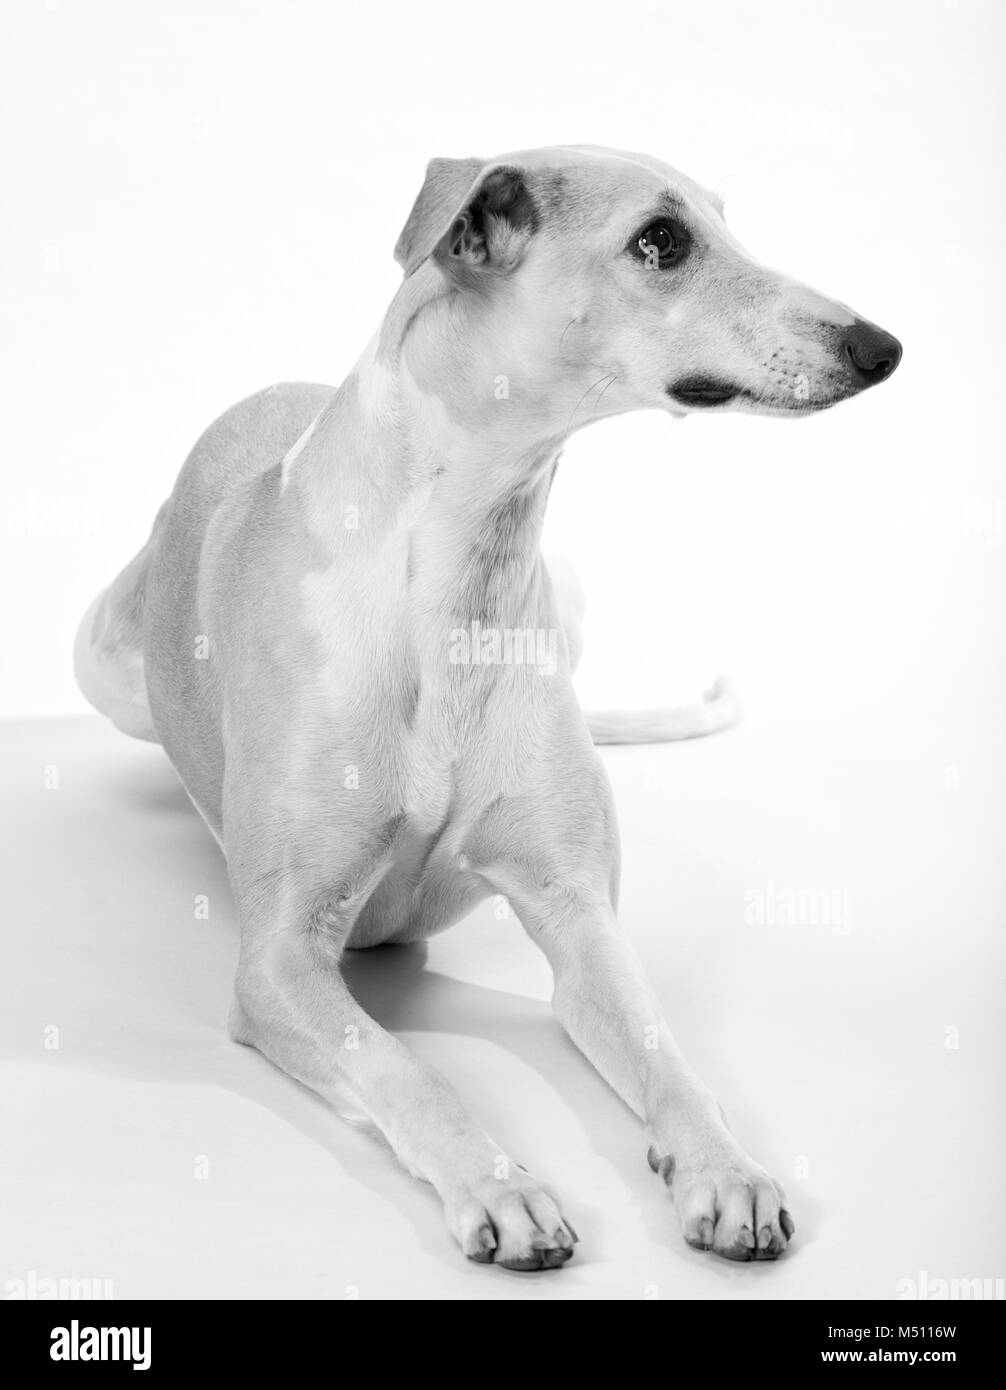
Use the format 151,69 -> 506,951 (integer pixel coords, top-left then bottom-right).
667,318 -> 903,411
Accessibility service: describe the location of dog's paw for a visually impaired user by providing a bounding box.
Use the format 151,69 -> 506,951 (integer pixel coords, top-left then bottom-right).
648,1139 -> 794,1262
444,1167 -> 578,1271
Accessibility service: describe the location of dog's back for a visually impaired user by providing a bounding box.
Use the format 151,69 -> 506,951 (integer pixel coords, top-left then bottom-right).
73,382 -> 333,746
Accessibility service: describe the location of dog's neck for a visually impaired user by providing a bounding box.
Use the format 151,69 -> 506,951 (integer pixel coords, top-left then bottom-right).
287,272 -> 568,627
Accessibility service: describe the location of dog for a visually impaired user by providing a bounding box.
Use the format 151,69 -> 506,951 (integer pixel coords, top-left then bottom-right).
74,145 -> 901,1271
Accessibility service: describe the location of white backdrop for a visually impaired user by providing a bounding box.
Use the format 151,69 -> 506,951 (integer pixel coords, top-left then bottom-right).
2,0 -> 1004,1303
1,0 -> 1002,750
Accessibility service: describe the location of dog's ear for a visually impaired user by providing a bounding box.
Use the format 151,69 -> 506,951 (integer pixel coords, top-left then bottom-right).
394,158 -> 539,279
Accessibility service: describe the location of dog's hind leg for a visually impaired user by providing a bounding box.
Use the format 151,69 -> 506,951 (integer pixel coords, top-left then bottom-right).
73,503 -> 168,742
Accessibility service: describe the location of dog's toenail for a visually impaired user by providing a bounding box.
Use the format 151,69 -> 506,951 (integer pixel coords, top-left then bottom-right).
646,1145 -> 675,1184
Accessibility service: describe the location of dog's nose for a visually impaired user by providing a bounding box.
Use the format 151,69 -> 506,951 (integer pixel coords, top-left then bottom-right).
842,320 -> 903,385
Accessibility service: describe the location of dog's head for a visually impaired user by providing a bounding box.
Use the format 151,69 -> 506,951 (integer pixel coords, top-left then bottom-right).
392,145 -> 901,431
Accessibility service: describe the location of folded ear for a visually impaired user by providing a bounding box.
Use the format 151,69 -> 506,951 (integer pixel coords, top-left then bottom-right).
394,157 -> 539,279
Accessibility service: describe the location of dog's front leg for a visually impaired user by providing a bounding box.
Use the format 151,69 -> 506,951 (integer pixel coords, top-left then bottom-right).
480,815 -> 794,1262
554,907 -> 792,1260
226,850 -> 577,1271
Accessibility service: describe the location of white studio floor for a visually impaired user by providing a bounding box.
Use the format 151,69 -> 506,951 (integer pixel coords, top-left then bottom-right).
1,711 -> 1003,1302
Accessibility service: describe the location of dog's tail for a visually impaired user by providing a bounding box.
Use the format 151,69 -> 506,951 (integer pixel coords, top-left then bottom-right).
584,676 -> 741,745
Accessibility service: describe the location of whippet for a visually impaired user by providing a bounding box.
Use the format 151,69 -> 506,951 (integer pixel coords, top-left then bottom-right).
75,145 -> 901,1271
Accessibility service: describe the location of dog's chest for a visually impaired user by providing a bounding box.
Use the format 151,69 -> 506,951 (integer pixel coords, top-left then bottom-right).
348,731 -> 492,946
301,558 -> 524,789
296,541 -> 558,942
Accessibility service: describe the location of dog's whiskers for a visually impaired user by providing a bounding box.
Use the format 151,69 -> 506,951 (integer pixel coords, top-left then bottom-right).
592,372 -> 618,416
565,372 -> 616,433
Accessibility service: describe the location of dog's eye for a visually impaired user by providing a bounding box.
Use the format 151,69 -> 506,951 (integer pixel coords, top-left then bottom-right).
635,220 -> 686,268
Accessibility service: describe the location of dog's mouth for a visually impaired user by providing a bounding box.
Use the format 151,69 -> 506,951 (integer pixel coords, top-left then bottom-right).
667,376 -> 848,416
667,376 -> 745,408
